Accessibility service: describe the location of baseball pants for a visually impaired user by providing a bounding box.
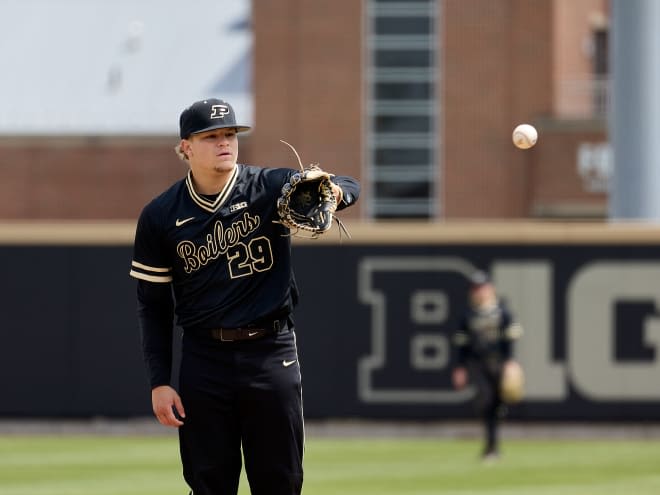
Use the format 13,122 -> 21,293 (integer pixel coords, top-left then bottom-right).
178,324 -> 304,495
470,362 -> 504,454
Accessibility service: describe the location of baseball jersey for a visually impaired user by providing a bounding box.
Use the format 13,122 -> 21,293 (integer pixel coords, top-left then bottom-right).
453,301 -> 522,367
130,164 -> 359,329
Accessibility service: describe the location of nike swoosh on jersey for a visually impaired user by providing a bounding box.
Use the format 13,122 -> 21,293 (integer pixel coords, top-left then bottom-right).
283,360 -> 297,367
175,217 -> 195,227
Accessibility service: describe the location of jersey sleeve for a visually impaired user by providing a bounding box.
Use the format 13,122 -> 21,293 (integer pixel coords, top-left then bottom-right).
331,175 -> 360,211
130,202 -> 175,388
499,305 -> 522,361
137,280 -> 175,388
129,203 -> 173,283
452,314 -> 471,365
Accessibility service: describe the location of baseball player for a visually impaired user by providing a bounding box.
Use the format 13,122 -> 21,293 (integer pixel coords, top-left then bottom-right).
129,98 -> 359,495
451,271 -> 523,461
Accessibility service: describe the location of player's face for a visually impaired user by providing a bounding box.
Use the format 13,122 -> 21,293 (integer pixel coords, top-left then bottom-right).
184,128 -> 239,174
470,283 -> 496,308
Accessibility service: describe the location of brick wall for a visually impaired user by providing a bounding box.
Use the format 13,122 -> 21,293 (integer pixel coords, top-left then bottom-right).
442,0 -> 554,217
0,136 -> 253,219
251,0 -> 364,220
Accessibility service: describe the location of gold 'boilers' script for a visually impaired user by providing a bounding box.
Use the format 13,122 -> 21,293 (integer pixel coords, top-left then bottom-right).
176,212 -> 261,273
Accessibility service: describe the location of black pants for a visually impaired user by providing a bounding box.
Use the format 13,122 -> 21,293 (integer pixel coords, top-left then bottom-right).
178,325 -> 304,495
470,362 -> 503,454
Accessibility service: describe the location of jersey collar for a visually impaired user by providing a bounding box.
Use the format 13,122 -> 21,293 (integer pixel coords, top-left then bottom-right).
185,165 -> 239,213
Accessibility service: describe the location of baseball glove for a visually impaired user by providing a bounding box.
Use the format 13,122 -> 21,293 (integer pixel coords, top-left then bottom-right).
499,360 -> 525,404
276,140 -> 339,238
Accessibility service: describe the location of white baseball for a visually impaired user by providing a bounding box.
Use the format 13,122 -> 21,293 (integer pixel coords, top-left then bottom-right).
512,124 -> 538,149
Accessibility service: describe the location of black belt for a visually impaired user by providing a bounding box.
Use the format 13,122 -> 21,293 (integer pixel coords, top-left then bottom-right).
192,317 -> 288,342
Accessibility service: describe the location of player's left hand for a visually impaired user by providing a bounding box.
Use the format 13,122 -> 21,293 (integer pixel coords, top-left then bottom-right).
500,360 -> 524,404
277,166 -> 338,237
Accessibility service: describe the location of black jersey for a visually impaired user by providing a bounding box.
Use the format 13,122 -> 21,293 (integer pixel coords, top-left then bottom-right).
130,164 -> 358,329
454,301 -> 522,367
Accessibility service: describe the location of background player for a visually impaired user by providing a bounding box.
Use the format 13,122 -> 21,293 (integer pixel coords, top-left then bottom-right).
451,271 -> 523,461
129,98 -> 360,495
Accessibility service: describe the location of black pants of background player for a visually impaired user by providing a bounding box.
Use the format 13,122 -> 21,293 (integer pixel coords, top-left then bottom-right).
178,322 -> 304,495
470,362 -> 504,457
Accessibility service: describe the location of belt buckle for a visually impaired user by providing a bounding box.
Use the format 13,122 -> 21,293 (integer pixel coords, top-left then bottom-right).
220,329 -> 234,342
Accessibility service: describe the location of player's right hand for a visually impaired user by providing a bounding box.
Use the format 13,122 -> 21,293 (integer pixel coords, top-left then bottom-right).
151,385 -> 186,427
452,367 -> 468,390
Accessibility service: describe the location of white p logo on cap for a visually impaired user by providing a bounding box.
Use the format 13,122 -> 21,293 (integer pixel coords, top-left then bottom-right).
210,104 -> 230,119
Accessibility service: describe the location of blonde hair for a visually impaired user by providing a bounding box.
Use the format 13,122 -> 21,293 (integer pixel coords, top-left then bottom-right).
174,142 -> 189,162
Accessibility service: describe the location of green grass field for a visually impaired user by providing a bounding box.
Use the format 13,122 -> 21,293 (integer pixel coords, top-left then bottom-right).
2,434 -> 660,494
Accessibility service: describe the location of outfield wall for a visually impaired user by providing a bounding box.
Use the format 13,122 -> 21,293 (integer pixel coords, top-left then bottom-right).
2,221 -> 660,420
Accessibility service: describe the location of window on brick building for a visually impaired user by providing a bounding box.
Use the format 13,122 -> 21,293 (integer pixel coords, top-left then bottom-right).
592,27 -> 609,117
366,0 -> 438,219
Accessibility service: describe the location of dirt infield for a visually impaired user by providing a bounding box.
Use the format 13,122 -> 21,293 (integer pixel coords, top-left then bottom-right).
1,418 -> 660,439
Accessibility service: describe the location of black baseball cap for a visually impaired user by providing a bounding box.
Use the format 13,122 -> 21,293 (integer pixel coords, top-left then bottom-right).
179,98 -> 251,139
469,270 -> 491,287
